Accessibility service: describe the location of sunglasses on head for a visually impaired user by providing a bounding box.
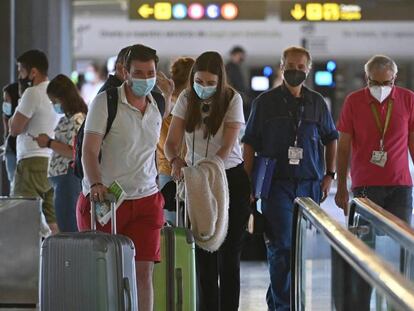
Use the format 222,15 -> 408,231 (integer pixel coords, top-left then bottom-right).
125,45 -> 157,63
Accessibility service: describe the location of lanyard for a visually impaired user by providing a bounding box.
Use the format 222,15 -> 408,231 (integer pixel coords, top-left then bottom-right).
292,104 -> 305,147
370,99 -> 393,151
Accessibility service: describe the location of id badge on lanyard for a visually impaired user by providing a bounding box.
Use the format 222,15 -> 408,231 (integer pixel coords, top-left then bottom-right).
288,141 -> 303,165
369,100 -> 393,168
288,104 -> 304,166
370,140 -> 387,167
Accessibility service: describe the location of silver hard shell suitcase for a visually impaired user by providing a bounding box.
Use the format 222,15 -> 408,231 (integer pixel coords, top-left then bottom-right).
0,197 -> 42,307
40,194 -> 138,311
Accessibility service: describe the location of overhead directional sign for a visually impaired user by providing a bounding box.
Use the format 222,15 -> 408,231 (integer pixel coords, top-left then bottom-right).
129,1 -> 266,21
281,1 -> 414,22
287,2 -> 361,22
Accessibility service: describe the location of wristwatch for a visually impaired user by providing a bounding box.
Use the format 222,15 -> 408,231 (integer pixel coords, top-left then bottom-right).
325,171 -> 336,179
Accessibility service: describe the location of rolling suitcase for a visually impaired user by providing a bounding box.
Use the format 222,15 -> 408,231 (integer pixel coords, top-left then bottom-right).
0,197 -> 42,308
40,194 -> 138,311
153,183 -> 197,311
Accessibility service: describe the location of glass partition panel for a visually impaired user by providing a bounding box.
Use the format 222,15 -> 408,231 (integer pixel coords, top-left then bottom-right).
350,198 -> 414,284
293,197 -> 414,311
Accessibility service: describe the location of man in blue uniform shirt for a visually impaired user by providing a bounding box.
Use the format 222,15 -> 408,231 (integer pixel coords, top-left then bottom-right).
242,46 -> 338,311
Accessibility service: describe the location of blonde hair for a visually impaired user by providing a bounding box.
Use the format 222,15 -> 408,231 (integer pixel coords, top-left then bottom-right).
170,57 -> 195,98
281,46 -> 312,70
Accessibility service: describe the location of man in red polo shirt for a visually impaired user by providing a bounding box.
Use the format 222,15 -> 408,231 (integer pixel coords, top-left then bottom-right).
334,54 -> 414,310
335,54 -> 414,223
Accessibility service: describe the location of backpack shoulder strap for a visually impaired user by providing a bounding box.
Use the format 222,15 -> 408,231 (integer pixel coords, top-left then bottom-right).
150,91 -> 165,117
104,87 -> 119,138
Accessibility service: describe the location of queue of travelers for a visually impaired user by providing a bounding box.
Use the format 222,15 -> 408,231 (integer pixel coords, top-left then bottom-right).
3,44 -> 413,311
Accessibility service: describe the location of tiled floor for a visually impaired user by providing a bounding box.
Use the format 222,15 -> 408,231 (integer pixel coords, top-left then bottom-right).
239,261 -> 269,311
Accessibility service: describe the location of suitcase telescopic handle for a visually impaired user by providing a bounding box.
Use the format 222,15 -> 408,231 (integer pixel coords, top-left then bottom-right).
90,193 -> 117,234
175,181 -> 188,228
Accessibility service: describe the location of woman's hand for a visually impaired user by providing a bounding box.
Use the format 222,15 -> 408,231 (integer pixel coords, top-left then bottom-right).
33,133 -> 51,148
171,157 -> 187,181
157,71 -> 175,98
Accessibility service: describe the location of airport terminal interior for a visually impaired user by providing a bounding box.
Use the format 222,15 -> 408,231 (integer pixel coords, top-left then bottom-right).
1,0 -> 414,310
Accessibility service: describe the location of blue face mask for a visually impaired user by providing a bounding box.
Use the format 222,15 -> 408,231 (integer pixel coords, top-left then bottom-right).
130,77 -> 156,97
193,82 -> 217,100
2,102 -> 12,116
53,102 -> 64,114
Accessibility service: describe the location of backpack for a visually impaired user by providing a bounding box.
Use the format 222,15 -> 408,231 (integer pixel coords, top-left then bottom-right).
73,87 -> 165,179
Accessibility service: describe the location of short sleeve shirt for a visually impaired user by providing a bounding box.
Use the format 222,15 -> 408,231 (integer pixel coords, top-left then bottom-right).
15,81 -> 60,161
337,86 -> 414,188
81,83 -> 161,199
242,84 -> 338,181
49,112 -> 85,177
172,90 -> 245,169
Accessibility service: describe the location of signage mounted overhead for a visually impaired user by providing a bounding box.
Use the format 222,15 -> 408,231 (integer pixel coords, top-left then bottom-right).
281,1 -> 414,22
129,1 -> 266,21
287,2 -> 362,22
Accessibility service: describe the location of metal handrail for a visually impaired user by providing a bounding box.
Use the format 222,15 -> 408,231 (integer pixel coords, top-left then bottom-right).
351,198 -> 414,251
293,197 -> 414,311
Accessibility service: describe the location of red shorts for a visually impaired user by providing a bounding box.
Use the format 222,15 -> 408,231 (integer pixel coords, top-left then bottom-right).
76,192 -> 165,262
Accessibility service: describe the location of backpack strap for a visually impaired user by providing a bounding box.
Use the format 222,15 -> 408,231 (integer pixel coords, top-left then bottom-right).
104,87 -> 119,138
150,91 -> 165,117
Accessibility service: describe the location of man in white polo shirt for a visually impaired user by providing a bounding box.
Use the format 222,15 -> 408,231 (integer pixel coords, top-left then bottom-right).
76,44 -> 165,311
10,49 -> 59,233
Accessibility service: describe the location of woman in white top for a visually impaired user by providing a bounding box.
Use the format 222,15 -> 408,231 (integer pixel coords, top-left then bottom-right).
34,74 -> 86,232
165,51 -> 251,311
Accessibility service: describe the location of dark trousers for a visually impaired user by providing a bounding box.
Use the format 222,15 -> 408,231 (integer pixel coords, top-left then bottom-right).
196,163 -> 251,311
333,185 -> 413,311
262,180 -> 321,311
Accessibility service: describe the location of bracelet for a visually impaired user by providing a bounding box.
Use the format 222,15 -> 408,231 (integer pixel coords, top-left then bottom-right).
47,138 -> 53,148
90,182 -> 103,188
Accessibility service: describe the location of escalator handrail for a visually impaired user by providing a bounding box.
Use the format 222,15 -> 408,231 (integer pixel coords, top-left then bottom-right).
294,197 -> 414,311
351,197 -> 414,251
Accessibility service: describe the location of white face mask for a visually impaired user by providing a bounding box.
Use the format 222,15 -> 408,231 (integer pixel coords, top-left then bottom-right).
369,86 -> 392,103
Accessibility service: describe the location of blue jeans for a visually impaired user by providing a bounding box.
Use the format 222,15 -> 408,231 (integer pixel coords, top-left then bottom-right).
333,185 -> 413,311
261,179 -> 321,311
49,167 -> 81,232
5,148 -> 16,188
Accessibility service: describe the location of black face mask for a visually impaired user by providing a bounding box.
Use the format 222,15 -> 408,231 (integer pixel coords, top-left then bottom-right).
283,69 -> 306,87
18,76 -> 33,95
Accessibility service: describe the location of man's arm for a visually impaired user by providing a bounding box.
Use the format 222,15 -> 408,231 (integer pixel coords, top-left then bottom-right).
9,112 -> 30,136
320,139 -> 337,202
82,132 -> 106,202
334,132 -> 352,215
243,143 -> 255,180
325,140 -> 337,173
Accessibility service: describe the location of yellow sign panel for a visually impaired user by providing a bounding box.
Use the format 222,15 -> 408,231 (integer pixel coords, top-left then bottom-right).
154,2 -> 172,20
290,4 -> 305,21
138,4 -> 154,18
323,3 -> 340,21
289,2 -> 362,22
138,2 -> 172,20
306,3 -> 323,21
